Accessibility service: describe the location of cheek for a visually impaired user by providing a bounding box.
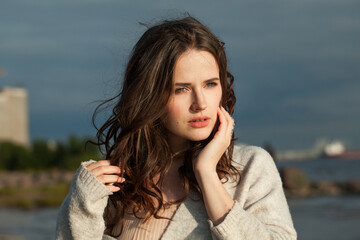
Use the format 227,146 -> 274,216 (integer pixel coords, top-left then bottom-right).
165,102 -> 184,123
218,88 -> 223,105
213,89 -> 222,107
217,93 -> 222,105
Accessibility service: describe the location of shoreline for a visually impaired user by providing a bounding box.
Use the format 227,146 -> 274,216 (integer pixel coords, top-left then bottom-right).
0,167 -> 359,209
280,167 -> 360,198
0,170 -> 73,209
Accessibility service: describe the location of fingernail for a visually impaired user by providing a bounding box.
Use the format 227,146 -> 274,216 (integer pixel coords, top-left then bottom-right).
114,186 -> 120,191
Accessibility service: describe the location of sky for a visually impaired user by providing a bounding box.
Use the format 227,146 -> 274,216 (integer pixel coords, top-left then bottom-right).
1,0 -> 359,151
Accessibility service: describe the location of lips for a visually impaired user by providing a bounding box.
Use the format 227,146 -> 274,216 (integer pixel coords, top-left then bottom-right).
188,116 -> 210,128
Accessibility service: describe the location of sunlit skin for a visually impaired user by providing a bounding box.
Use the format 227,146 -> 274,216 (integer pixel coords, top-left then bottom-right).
163,49 -> 235,225
162,49 -> 222,152
86,49 -> 235,226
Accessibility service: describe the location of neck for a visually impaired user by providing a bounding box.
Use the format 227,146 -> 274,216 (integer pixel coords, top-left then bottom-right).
166,133 -> 189,154
161,154 -> 186,203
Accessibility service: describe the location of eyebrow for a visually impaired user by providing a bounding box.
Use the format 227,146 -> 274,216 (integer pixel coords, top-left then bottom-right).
174,78 -> 220,86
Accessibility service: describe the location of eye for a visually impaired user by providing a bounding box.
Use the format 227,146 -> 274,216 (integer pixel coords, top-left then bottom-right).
175,87 -> 187,94
205,82 -> 218,88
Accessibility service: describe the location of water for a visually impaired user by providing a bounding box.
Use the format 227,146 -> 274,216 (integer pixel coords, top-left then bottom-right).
279,157 -> 360,240
276,158 -> 360,182
1,196 -> 360,240
1,158 -> 360,240
0,207 -> 58,240
290,195 -> 360,240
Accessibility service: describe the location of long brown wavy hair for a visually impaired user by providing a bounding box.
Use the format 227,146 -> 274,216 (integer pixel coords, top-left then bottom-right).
91,16 -> 239,237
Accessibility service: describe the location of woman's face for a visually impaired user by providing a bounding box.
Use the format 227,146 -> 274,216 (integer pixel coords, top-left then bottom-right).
162,49 -> 222,150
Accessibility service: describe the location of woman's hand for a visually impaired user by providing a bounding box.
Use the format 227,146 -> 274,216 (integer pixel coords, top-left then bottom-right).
193,106 -> 234,173
86,160 -> 125,192
192,106 -> 235,225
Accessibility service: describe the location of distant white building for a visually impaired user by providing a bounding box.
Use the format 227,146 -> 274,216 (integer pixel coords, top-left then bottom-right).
0,87 -> 29,146
323,140 -> 346,156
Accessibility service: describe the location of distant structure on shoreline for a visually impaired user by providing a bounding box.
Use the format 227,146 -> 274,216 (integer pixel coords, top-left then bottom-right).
0,87 -> 29,146
275,139 -> 360,161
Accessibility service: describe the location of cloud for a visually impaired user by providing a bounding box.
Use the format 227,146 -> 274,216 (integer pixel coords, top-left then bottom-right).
1,0 -> 359,149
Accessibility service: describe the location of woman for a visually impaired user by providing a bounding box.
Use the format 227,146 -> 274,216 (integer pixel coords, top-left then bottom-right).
56,16 -> 297,240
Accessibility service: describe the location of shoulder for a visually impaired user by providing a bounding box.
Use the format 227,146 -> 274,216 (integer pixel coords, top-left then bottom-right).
231,145 -> 279,182
232,145 -> 275,168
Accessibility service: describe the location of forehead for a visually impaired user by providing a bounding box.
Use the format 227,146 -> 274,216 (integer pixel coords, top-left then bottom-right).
173,49 -> 219,83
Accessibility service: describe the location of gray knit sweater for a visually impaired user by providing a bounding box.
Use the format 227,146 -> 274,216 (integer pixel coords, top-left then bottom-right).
55,145 -> 297,240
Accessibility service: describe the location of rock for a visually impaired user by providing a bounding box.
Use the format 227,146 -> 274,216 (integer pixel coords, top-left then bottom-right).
16,174 -> 33,188
59,170 -> 75,183
280,167 -> 311,197
32,172 -> 51,186
0,170 -> 75,189
280,167 -> 310,189
312,181 -> 342,196
343,180 -> 360,194
0,234 -> 26,240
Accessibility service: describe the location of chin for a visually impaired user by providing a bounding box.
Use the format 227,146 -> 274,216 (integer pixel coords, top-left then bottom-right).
187,130 -> 212,142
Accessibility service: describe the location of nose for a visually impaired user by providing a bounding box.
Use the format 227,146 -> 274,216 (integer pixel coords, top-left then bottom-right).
190,89 -> 207,112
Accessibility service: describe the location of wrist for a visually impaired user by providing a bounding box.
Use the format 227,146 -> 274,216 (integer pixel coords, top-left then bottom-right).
194,167 -> 218,183
193,162 -> 216,174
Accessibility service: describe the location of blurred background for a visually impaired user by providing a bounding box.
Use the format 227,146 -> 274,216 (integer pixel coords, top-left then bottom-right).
0,0 -> 359,239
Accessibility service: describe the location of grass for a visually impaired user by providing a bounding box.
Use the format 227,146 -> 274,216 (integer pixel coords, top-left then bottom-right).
0,183 -> 70,209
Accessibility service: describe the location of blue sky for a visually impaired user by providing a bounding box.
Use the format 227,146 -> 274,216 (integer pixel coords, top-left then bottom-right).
1,0 -> 359,150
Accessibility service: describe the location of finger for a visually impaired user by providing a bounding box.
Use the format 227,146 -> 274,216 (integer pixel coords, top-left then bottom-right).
86,160 -> 111,171
106,185 -> 121,193
220,107 -> 234,136
217,107 -> 231,133
91,165 -> 122,177
98,174 -> 126,184
215,107 -> 226,137
217,107 -> 234,146
220,106 -> 232,124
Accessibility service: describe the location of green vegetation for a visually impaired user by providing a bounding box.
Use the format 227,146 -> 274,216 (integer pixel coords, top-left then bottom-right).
0,136 -> 103,208
0,183 -> 71,209
0,135 -> 101,171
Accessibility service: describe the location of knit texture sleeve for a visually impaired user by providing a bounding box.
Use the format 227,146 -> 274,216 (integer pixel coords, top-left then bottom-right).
209,146 -> 297,240
55,160 -> 116,240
